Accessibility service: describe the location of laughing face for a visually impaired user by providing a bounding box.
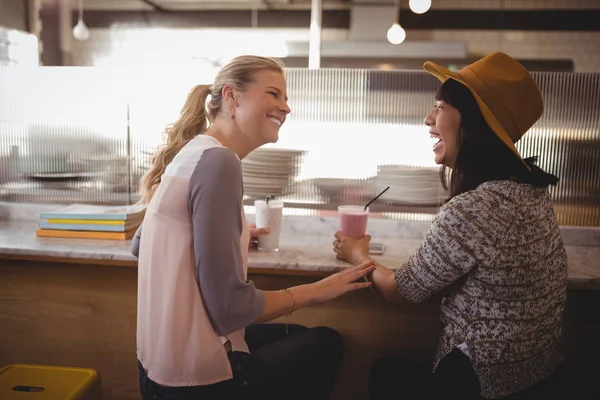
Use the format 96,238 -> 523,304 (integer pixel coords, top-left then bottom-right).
424,100 -> 462,168
233,70 -> 290,146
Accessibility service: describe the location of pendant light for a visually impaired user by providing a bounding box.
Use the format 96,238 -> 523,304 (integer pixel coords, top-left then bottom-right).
387,0 -> 406,45
73,0 -> 90,41
409,0 -> 432,15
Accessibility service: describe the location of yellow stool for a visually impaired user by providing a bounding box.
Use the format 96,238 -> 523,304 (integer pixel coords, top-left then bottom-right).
0,364 -> 103,400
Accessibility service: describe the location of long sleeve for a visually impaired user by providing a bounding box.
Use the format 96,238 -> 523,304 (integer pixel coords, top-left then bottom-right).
395,190 -> 509,303
188,147 -> 265,335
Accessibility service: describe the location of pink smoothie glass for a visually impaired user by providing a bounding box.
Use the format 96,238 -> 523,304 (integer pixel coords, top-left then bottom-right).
338,205 -> 369,239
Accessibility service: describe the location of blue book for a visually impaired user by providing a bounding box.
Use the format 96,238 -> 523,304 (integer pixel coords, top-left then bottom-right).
39,222 -> 137,232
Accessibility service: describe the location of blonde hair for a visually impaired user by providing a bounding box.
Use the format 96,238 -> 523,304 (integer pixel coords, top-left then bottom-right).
139,55 -> 285,204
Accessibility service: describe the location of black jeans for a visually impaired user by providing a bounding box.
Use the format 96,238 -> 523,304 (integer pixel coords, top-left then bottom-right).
138,323 -> 344,400
368,349 -> 565,400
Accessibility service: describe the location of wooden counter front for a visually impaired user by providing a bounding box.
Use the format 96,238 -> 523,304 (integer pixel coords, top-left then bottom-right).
0,259 -> 598,399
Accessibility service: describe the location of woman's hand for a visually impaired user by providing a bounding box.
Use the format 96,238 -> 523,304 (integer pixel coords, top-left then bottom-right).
248,223 -> 270,249
333,231 -> 372,265
309,260 -> 376,304
257,261 -> 377,323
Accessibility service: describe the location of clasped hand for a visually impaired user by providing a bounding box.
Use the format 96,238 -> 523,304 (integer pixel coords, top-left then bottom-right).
332,231 -> 372,265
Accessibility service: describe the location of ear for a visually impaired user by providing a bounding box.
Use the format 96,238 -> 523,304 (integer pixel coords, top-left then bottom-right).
222,84 -> 237,107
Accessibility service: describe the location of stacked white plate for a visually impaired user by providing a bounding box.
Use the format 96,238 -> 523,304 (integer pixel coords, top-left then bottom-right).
312,178 -> 373,203
375,165 -> 447,206
242,148 -> 305,199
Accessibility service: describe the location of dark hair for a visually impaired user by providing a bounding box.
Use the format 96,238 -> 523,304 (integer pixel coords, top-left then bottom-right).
436,79 -> 559,200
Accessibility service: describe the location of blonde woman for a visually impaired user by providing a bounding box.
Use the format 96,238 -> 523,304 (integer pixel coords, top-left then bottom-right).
132,55 -> 375,400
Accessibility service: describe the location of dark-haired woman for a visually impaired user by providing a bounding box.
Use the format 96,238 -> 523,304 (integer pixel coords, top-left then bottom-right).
333,52 -> 567,400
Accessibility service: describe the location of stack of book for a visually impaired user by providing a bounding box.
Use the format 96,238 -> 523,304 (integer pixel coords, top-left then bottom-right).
36,204 -> 146,240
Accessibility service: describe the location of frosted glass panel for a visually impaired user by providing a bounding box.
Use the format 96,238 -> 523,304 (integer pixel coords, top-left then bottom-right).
0,66 -> 598,226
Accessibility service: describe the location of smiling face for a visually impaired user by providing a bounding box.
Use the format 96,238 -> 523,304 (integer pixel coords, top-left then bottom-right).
232,70 -> 290,146
424,99 -> 462,168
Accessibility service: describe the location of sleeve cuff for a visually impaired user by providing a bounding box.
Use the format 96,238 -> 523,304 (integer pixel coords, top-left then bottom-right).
394,265 -> 434,303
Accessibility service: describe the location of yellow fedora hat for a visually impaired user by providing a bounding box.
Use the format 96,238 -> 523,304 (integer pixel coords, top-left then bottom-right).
423,52 -> 543,170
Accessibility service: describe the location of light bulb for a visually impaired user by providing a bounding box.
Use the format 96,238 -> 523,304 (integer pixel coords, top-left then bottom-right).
73,18 -> 90,41
387,23 -> 406,45
409,0 -> 432,14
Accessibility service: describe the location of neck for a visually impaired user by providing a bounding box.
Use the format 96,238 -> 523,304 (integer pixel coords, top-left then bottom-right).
205,117 -> 259,160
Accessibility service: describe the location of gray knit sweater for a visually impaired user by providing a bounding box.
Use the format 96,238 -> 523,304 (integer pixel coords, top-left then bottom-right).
395,180 -> 567,399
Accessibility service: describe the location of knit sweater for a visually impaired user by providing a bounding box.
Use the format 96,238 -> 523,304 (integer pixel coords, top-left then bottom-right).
395,180 -> 568,399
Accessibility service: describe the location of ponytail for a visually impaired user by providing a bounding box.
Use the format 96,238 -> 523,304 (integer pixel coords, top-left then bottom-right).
139,85 -> 211,204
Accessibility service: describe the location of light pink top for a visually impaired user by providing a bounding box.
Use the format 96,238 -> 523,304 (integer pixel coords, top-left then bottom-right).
135,135 -> 265,386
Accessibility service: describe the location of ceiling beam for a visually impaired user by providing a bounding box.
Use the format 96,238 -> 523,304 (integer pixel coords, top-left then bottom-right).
73,8 -> 600,31
73,9 -> 351,29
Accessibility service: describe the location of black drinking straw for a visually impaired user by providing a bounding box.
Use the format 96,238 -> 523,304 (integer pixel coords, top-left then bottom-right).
363,186 -> 390,210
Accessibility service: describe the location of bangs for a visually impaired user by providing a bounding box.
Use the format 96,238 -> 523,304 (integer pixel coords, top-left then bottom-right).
435,80 -> 451,103
435,78 -> 460,106
435,78 -> 476,111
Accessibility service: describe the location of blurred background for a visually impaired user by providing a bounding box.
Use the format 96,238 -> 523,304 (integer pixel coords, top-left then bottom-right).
0,0 -> 598,225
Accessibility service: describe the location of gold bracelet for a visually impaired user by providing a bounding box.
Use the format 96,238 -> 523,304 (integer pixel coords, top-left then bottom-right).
283,288 -> 297,336
284,288 -> 297,315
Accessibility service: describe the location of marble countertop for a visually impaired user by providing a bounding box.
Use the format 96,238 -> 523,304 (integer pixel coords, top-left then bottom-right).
0,221 -> 598,288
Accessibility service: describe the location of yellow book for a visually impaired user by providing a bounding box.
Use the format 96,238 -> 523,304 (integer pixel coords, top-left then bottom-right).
47,219 -> 126,226
36,228 -> 136,240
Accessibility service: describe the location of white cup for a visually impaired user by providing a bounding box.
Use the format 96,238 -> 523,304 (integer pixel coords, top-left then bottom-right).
254,199 -> 284,251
